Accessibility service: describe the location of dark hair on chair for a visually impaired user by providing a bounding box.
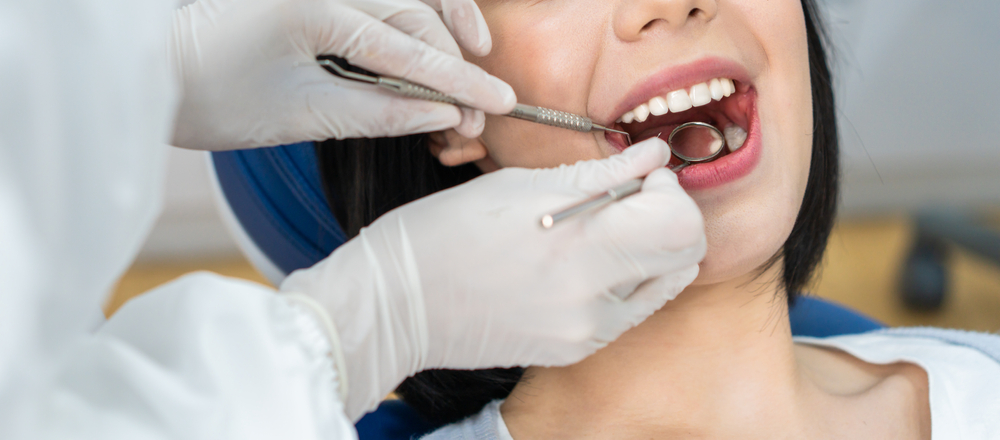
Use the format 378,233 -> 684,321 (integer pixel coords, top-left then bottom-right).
314,0 -> 838,425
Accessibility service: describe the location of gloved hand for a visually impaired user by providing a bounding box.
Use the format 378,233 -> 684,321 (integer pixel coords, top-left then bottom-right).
169,0 -> 514,151
280,138 -> 707,419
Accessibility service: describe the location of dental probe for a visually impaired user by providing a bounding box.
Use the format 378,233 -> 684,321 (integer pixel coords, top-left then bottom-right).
540,178 -> 645,229
313,59 -> 631,140
541,122 -> 726,229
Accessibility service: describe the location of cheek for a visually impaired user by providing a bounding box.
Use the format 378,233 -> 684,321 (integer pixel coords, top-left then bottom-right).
470,2 -> 606,168
479,15 -> 587,105
695,116 -> 812,285
692,1 -> 813,284
695,161 -> 805,285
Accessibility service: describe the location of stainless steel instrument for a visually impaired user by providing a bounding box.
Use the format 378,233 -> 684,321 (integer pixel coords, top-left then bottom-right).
314,59 -> 630,140
311,59 -> 731,230
540,122 -> 727,229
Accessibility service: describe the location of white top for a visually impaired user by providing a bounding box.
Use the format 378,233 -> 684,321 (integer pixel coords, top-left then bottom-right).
797,334 -> 1000,439
425,333 -> 1000,439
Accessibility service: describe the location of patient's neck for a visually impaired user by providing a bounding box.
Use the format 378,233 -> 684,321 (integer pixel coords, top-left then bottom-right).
502,266 -> 801,438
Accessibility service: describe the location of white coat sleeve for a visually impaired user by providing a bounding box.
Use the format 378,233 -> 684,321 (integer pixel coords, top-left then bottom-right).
0,184 -> 359,439
41,274 -> 358,440
0,0 -> 359,438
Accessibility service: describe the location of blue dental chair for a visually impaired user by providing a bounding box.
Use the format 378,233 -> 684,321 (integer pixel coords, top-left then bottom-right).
209,143 -> 886,440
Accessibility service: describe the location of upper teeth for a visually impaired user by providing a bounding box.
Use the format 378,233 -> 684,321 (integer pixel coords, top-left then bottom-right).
618,78 -> 736,124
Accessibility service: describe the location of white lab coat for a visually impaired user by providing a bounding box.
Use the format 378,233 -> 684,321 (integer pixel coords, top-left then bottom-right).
0,1 -> 356,438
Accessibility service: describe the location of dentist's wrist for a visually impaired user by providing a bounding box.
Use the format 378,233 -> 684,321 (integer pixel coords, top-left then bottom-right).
279,229 -> 428,420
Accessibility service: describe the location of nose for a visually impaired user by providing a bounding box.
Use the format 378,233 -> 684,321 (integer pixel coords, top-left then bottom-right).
614,0 -> 718,41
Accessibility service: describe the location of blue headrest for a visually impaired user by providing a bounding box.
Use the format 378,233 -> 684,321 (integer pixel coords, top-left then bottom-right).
212,143 -> 345,277
789,295 -> 884,337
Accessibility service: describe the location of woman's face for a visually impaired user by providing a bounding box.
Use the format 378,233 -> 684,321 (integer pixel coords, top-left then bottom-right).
459,0 -> 813,284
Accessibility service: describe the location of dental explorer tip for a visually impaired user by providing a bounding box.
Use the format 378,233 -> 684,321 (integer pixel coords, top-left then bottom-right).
592,124 -> 625,136
593,124 -> 632,145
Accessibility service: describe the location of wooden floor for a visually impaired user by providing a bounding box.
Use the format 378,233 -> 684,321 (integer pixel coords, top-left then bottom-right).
812,215 -> 1000,332
107,216 -> 1000,333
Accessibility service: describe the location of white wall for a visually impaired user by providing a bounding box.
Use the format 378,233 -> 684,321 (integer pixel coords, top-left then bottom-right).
136,148 -> 241,261
826,0 -> 1000,215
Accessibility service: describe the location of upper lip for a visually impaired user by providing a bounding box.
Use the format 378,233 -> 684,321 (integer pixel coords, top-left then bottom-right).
595,57 -> 753,126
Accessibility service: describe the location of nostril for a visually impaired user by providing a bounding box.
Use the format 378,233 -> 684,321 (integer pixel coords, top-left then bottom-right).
639,7 -> 705,32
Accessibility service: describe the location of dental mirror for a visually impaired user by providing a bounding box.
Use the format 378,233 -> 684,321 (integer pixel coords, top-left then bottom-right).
540,121 -> 728,229
666,121 -> 727,172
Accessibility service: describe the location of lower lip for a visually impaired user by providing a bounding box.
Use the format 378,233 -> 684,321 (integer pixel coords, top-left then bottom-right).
676,99 -> 761,191
606,96 -> 762,191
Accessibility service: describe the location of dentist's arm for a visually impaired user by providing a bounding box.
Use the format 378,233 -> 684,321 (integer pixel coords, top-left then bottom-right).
169,0 -> 514,151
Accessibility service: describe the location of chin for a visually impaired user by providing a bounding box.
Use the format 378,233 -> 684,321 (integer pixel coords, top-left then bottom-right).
687,205 -> 794,287
690,247 -> 780,286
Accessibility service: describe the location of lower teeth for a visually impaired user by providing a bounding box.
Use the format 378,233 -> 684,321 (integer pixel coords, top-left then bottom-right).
723,124 -> 748,152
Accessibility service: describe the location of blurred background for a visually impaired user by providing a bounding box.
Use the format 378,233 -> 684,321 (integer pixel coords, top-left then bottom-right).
108,0 -> 1000,332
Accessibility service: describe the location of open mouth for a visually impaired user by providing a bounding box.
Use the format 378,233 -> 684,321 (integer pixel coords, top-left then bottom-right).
605,78 -> 754,169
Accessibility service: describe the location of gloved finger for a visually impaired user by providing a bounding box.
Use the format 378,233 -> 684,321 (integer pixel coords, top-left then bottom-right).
315,5 -> 515,114
416,0 -> 492,56
378,100 -> 463,137
385,10 -> 462,57
625,265 -> 700,307
439,0 -> 492,56
605,167 -> 706,255
345,0 -> 463,57
297,77 -> 462,139
453,108 -> 485,138
548,137 -> 671,194
631,167 -> 703,246
357,97 -> 462,138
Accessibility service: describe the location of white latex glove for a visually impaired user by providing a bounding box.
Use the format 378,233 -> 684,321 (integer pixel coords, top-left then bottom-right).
169,0 -> 514,151
280,138 -> 707,419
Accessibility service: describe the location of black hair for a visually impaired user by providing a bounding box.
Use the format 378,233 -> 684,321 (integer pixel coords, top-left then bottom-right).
314,0 -> 838,425
782,0 -> 839,307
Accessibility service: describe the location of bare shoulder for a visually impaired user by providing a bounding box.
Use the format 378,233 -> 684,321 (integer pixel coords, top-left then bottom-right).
793,343 -> 925,393
794,343 -> 931,440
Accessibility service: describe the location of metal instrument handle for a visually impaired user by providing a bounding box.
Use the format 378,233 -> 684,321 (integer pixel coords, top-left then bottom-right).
377,77 -> 460,105
540,178 -> 643,228
507,104 -> 594,133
